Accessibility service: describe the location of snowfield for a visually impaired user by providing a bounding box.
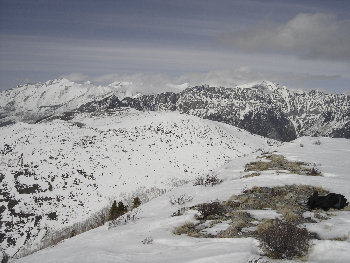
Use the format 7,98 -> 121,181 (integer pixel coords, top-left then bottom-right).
0,109 -> 271,258
11,136 -> 350,263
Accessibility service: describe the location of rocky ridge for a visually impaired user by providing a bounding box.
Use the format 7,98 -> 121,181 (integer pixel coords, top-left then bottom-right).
1,79 -> 349,141
73,81 -> 350,141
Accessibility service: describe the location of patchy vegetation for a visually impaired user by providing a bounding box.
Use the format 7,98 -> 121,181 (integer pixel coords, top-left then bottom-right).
244,154 -> 322,176
313,139 -> 322,145
241,172 -> 260,179
257,219 -> 310,259
193,174 -> 223,187
227,185 -> 329,219
169,194 -> 193,206
196,201 -> 226,220
141,237 -> 153,244
173,184 -> 342,259
173,222 -> 199,237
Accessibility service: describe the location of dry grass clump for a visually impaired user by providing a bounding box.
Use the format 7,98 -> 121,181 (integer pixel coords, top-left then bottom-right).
173,222 -> 199,236
257,219 -> 311,259
195,201 -> 226,220
247,256 -> 270,263
280,207 -> 302,223
193,174 -> 223,187
216,224 -> 243,238
245,154 -> 322,176
256,219 -> 274,233
242,172 -> 261,179
217,211 -> 256,238
330,235 -> 349,241
72,122 -> 85,128
226,185 -> 329,223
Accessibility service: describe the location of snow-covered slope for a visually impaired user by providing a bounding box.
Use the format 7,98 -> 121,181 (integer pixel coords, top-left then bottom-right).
12,137 -> 350,263
0,109 -> 271,258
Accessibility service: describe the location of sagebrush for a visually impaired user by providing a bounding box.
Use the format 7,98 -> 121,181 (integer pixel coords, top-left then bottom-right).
257,219 -> 310,259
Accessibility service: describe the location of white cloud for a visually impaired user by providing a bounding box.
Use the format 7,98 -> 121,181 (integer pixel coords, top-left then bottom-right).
63,72 -> 189,95
63,68 -> 342,94
221,13 -> 350,61
177,68 -> 340,90
62,73 -> 90,82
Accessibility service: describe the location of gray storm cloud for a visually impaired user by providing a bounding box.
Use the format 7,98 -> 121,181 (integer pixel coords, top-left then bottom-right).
221,13 -> 350,61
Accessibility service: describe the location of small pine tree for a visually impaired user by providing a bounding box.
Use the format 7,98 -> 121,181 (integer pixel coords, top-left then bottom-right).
133,197 -> 141,208
108,200 -> 118,221
117,201 -> 127,215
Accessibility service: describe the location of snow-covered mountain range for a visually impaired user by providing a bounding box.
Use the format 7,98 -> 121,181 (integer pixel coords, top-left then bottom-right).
76,81 -> 349,141
0,78 -> 140,126
0,77 -> 349,261
1,79 -> 348,141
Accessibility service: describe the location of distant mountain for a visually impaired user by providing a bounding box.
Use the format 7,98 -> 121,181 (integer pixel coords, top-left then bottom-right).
0,78 -> 140,126
74,81 -> 350,141
1,78 -> 349,141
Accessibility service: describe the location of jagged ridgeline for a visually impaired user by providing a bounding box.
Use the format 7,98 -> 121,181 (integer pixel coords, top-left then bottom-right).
76,83 -> 349,141
1,79 -> 349,141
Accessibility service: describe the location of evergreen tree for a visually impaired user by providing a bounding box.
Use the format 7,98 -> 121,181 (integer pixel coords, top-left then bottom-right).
117,201 -> 127,215
133,197 -> 141,208
108,200 -> 118,221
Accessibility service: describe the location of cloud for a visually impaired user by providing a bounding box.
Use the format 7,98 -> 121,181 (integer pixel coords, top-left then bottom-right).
221,13 -> 350,61
1,33 -> 349,93
63,68 -> 343,94
63,72 -> 189,95
177,68 -> 341,91
62,73 -> 90,82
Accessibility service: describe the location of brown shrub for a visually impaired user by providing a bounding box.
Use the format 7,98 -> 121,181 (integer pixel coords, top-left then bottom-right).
173,222 -> 196,235
196,202 -> 226,220
257,219 -> 310,259
193,174 -> 223,187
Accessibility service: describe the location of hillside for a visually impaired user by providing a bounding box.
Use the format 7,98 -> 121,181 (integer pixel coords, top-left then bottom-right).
0,109 -> 271,258
11,137 -> 350,263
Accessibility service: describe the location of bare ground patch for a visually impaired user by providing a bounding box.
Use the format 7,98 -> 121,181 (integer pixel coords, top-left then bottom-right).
244,154 -> 321,176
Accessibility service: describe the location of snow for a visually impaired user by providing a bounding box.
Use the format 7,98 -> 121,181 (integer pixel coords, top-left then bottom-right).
309,240 -> 350,263
202,221 -> 231,235
0,78 -> 144,124
245,210 -> 282,220
12,136 -> 350,263
305,212 -> 350,240
0,109 -> 270,257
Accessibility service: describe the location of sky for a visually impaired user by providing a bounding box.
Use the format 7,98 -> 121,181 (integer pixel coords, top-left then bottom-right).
0,0 -> 349,93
